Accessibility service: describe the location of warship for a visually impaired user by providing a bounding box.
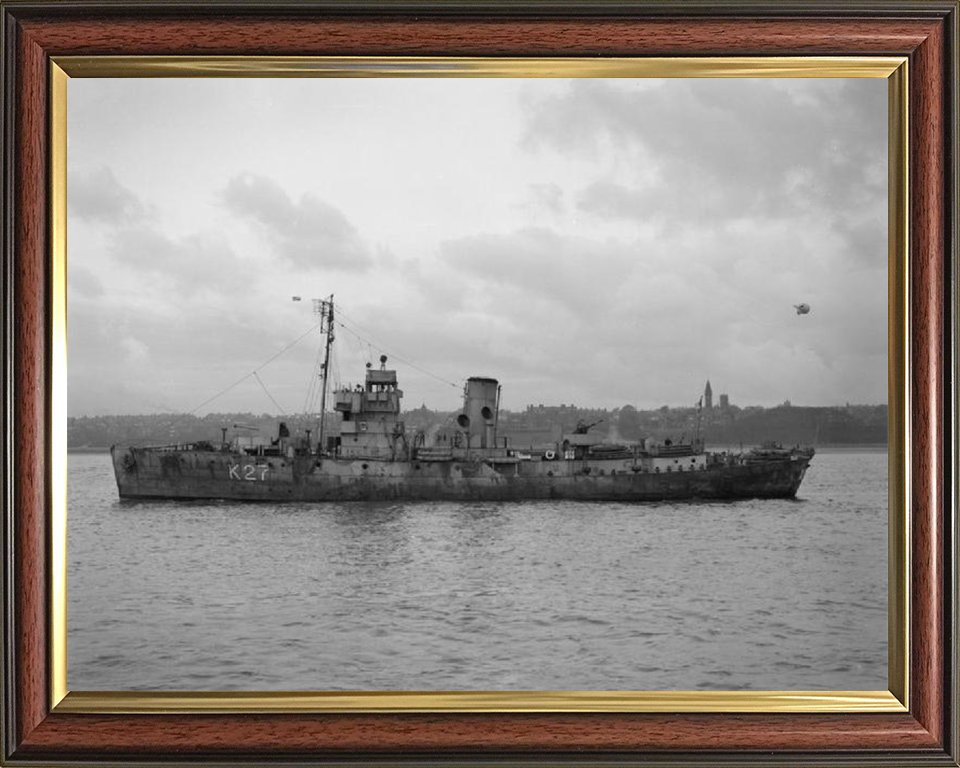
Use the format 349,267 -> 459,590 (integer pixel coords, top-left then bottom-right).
110,299 -> 814,502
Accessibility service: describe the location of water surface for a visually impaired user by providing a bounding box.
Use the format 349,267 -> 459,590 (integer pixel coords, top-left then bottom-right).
67,450 -> 887,691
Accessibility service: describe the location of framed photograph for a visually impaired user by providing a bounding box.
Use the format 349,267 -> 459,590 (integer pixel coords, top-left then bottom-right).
2,2 -> 957,766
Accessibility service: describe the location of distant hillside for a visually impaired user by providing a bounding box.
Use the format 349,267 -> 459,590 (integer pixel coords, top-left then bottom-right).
698,404 -> 887,446
69,402 -> 887,450
67,413 -> 327,450
500,402 -> 886,448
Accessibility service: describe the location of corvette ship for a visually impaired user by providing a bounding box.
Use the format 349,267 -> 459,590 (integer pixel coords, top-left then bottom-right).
110,300 -> 813,502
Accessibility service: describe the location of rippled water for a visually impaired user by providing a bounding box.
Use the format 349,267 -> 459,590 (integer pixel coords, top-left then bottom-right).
67,450 -> 887,691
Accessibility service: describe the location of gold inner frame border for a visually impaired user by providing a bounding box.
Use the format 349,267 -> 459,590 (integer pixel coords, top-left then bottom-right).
48,55 -> 910,715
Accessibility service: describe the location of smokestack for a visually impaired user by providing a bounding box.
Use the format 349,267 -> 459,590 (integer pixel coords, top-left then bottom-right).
458,377 -> 499,449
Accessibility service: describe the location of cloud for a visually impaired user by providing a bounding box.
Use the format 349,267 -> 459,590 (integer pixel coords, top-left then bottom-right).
221,173 -> 372,271
68,295 -> 321,416
67,264 -> 104,299
67,168 -> 344,415
524,79 -> 887,265
528,183 -> 565,215
401,212 -> 887,409
65,79 -> 888,415
107,226 -> 249,298
440,227 -> 637,315
68,167 -> 146,224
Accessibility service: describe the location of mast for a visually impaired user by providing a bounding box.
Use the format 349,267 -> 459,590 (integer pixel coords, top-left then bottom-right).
314,295 -> 335,455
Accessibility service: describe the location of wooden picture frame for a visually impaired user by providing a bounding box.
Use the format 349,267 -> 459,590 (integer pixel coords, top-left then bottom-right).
1,2 -> 957,765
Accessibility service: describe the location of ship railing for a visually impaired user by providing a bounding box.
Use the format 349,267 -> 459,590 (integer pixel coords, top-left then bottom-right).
145,441 -> 219,452
414,446 -> 454,462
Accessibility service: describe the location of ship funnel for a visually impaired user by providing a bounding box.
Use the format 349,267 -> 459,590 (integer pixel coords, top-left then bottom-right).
459,377 -> 499,449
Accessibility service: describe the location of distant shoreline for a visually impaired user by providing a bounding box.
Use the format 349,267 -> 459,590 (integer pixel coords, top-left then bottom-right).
809,444 -> 888,453
68,443 -> 889,455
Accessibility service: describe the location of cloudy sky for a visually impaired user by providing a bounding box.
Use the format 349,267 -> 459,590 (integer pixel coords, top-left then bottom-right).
67,77 -> 887,417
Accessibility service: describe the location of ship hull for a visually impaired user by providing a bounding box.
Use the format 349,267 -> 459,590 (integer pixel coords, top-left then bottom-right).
110,445 -> 811,503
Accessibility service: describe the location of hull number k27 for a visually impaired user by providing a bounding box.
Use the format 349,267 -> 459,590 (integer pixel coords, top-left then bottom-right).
228,464 -> 269,481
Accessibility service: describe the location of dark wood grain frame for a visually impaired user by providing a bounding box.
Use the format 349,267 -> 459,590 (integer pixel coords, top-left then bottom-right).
1,2 -> 957,766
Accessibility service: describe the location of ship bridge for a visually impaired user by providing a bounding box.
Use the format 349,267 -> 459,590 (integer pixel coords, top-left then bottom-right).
334,355 -> 406,459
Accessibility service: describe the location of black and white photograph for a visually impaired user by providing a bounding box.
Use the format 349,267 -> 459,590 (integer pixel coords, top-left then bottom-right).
66,75 -> 888,692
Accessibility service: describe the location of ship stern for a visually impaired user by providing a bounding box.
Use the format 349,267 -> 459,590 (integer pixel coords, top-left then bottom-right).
775,448 -> 815,498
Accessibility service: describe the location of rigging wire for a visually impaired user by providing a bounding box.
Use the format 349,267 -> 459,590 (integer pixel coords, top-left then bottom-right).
131,321 -> 321,446
333,308 -> 461,390
254,371 -> 286,416
330,347 -> 341,394
185,321 -> 321,415
131,298 -> 458,446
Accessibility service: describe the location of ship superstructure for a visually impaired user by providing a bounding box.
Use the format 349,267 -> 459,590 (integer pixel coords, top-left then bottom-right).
335,357 -> 407,461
